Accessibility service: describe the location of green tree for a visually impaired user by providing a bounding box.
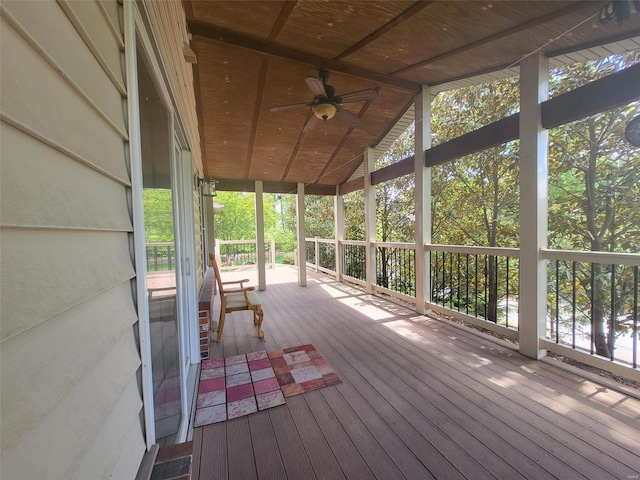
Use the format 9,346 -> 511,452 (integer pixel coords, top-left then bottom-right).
430,77 -> 520,320
214,191 -> 277,241
143,188 -> 174,242
548,52 -> 640,357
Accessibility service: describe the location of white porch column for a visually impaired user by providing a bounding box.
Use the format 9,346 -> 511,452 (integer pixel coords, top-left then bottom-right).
364,147 -> 376,294
255,180 -> 266,291
415,86 -> 431,314
334,186 -> 344,282
519,53 -> 549,359
296,182 -> 307,286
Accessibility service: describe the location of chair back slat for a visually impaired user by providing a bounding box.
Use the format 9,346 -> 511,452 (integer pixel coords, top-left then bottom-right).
209,253 -> 224,294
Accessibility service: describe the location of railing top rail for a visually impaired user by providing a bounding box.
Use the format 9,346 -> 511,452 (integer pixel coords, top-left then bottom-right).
305,237 -> 335,243
216,239 -> 274,245
541,248 -> 640,267
341,240 -> 366,246
427,244 -> 520,258
373,242 -> 416,249
145,242 -> 174,247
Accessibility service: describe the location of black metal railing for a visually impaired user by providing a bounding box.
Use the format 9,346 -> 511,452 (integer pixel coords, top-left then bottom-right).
318,241 -> 336,272
305,241 -> 316,265
376,244 -> 416,297
343,242 -> 366,281
218,241 -> 258,267
547,257 -> 638,368
146,243 -> 175,272
430,248 -> 520,329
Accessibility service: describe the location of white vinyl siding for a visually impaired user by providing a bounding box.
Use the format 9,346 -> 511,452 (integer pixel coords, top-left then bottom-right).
0,1 -> 145,479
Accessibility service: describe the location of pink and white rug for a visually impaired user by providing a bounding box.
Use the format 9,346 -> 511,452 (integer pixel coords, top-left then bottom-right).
194,345 -> 341,427
194,350 -> 286,427
269,344 -> 342,397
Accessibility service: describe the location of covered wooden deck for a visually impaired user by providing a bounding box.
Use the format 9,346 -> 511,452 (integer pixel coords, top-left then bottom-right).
192,266 -> 640,480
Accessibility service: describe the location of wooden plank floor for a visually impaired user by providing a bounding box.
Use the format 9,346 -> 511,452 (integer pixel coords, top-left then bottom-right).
192,266 -> 640,480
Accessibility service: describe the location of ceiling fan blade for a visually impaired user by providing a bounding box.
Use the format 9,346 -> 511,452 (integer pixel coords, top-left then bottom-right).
270,102 -> 312,112
302,114 -> 319,132
337,89 -> 378,104
305,76 -> 328,98
335,107 -> 361,127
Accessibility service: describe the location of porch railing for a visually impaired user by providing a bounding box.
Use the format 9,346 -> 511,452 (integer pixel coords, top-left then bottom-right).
429,245 -> 520,330
215,239 -> 276,270
375,242 -> 416,300
305,237 -> 337,274
282,236 -> 640,371
543,249 -> 639,368
146,242 -> 175,272
342,240 -> 366,283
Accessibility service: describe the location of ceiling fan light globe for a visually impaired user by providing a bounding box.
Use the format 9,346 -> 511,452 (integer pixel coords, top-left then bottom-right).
313,103 -> 337,121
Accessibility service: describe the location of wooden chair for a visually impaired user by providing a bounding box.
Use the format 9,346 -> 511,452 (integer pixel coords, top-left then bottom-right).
209,253 -> 264,343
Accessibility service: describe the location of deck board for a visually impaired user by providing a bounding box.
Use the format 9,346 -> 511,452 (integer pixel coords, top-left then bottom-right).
195,266 -> 640,480
248,412 -> 287,480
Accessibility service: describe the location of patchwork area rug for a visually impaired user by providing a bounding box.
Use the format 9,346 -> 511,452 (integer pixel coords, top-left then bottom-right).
194,345 -> 341,427
269,344 -> 342,397
194,350 -> 286,427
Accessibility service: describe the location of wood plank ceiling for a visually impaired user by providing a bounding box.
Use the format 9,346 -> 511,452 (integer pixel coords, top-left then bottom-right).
184,0 -> 640,192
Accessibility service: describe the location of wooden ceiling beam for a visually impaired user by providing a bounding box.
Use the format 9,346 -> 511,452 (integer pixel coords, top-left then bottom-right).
268,1 -> 298,41
391,2 -> 594,76
188,21 -> 422,94
339,176 -> 364,195
244,59 -> 270,179
182,0 -> 195,22
281,110 -> 313,183
335,1 -> 434,61
542,62 -> 640,129
371,155 -> 414,185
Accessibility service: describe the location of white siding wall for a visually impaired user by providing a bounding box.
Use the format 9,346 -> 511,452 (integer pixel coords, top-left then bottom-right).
0,1 -> 146,478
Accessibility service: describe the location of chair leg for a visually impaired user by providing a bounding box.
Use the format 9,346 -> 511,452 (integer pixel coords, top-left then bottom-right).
216,310 -> 226,343
254,306 -> 264,339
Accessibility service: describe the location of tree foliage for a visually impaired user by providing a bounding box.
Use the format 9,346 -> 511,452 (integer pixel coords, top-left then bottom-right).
144,188 -> 174,242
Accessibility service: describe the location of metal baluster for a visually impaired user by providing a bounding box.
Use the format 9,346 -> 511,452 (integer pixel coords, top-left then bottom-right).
506,257 -> 510,328
610,264 -> 616,361
484,255 -> 488,319
466,254 -> 470,315
475,254 -> 479,315
457,252 -> 461,312
572,261 -> 576,350
556,260 -> 560,343
449,252 -> 454,309
633,266 -> 638,369
590,262 -> 595,355
432,251 -> 437,304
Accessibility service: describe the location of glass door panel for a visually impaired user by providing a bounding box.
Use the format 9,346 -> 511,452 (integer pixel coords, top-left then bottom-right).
138,52 -> 183,445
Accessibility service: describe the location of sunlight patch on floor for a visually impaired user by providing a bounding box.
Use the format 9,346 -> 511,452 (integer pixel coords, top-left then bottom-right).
383,320 -> 433,344
318,282 -> 354,299
338,295 -> 395,320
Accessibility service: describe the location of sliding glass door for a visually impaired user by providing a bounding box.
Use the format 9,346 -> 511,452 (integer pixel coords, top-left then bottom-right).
137,47 -> 197,446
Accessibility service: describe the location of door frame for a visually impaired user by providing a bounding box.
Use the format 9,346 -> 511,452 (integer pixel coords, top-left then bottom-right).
125,0 -> 199,448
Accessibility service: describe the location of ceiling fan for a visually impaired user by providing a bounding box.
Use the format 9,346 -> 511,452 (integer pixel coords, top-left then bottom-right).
269,69 -> 378,132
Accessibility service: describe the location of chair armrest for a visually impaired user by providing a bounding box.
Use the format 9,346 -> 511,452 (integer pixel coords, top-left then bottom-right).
221,279 -> 250,285
224,286 -> 256,294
